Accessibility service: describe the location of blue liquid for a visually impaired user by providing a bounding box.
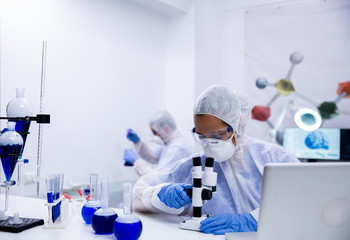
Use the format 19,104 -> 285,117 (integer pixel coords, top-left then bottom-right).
0,144 -> 23,181
11,120 -> 31,153
81,204 -> 101,224
113,220 -> 143,240
47,192 -> 53,203
91,213 -> 118,234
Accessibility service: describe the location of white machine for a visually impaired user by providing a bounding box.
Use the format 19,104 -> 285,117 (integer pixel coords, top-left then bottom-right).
226,162 -> 350,240
180,157 -> 217,231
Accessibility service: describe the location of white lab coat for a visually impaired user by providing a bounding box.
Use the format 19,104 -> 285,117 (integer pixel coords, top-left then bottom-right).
133,136 -> 300,221
133,134 -> 194,176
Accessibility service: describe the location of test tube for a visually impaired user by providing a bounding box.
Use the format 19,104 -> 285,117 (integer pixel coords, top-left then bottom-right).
57,174 -> 64,221
45,176 -> 53,203
123,182 -> 133,215
101,178 -> 109,209
90,174 -> 98,201
58,174 -> 64,197
45,176 -> 54,224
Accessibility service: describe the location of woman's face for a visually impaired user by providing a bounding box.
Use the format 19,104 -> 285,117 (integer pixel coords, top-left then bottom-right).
194,114 -> 236,145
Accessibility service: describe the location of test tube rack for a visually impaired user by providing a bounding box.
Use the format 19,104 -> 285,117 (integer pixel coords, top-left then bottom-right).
44,196 -> 71,229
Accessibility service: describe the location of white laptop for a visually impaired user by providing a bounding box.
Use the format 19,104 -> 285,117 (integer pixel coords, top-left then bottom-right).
226,162 -> 350,240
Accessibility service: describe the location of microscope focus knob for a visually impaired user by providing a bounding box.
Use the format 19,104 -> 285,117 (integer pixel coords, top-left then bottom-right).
202,189 -> 212,201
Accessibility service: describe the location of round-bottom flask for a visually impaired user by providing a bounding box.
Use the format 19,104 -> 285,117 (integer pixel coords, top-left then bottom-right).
81,200 -> 101,224
113,214 -> 142,240
6,88 -> 33,151
91,178 -> 118,234
92,208 -> 118,234
113,182 -> 143,240
81,174 -> 101,224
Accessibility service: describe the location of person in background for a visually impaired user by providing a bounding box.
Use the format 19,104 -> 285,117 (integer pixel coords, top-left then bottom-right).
132,85 -> 299,235
124,110 -> 194,176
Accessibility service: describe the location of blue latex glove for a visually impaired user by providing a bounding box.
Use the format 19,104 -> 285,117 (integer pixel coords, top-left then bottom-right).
200,213 -> 257,235
123,149 -> 139,165
157,184 -> 192,209
126,128 -> 140,143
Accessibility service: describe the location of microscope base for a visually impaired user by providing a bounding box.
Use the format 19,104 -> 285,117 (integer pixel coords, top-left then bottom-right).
180,216 -> 208,231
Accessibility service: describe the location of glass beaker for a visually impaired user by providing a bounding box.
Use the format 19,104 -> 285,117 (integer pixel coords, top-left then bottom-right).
91,178 -> 118,234
113,182 -> 143,240
81,174 -> 101,224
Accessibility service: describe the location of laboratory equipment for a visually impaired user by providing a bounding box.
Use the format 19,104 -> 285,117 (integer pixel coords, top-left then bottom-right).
36,41 -> 48,197
91,178 -> 118,234
0,122 -> 44,232
6,88 -> 33,150
81,174 -> 101,224
254,163 -> 350,240
113,182 -> 142,240
0,86 -> 50,189
5,88 -> 33,186
0,122 -> 23,213
180,156 -> 217,231
44,174 -> 71,228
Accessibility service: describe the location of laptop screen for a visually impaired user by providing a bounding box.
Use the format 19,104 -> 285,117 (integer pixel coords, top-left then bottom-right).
341,129 -> 350,160
282,128 -> 350,161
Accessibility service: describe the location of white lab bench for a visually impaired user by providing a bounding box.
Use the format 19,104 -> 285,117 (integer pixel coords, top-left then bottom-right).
0,195 -> 226,240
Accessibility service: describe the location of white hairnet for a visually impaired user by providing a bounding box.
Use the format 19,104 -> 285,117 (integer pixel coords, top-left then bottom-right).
193,85 -> 250,138
148,110 -> 177,141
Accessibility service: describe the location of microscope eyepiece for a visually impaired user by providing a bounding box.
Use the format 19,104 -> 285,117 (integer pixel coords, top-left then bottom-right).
192,157 -> 201,167
205,157 -> 214,168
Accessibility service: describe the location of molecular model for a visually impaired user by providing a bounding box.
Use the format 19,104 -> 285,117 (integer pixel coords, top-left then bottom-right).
251,52 -> 350,144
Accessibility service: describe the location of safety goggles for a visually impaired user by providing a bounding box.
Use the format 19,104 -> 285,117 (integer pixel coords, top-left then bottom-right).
192,125 -> 233,143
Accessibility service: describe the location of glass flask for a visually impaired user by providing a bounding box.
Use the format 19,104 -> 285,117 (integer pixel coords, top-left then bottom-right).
0,122 -> 23,182
6,88 -> 33,152
113,182 -> 143,240
81,174 -> 101,224
0,122 -> 23,211
91,178 -> 118,234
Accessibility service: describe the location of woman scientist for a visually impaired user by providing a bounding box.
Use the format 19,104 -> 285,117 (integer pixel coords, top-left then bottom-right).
124,110 -> 194,176
132,85 -> 299,235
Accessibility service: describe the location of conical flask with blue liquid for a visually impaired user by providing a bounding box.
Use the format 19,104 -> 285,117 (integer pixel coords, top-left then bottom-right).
6,88 -> 33,153
0,122 -> 23,211
81,174 -> 101,224
91,178 -> 118,234
113,182 -> 143,240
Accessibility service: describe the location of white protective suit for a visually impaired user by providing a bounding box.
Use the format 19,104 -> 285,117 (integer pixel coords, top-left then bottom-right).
132,110 -> 194,176
133,85 -> 300,221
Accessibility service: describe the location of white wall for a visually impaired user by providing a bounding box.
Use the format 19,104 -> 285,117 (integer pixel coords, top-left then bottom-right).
164,1 -> 196,147
194,0 -> 224,97
0,0 -> 168,195
164,0 -> 227,151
